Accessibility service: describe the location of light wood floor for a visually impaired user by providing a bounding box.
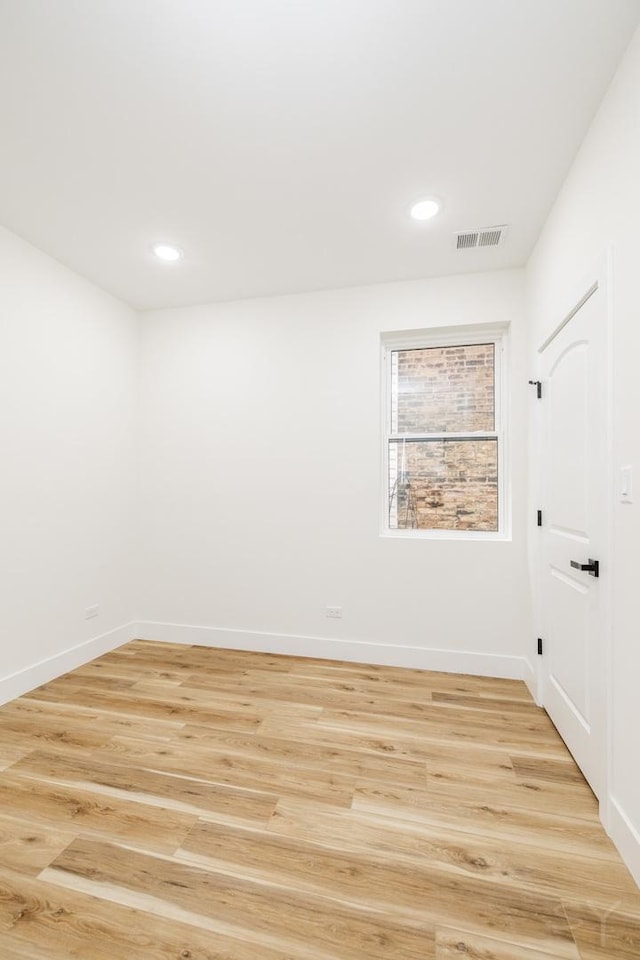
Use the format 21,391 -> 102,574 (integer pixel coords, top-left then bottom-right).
0,640 -> 639,959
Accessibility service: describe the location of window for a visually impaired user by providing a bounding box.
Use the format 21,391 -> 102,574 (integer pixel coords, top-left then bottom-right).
382,329 -> 507,538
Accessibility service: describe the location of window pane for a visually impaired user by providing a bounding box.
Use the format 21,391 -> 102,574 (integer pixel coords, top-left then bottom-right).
388,438 -> 498,531
391,343 -> 495,433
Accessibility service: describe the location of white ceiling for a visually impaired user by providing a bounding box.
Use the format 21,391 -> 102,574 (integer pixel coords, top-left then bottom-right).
0,1 -> 638,310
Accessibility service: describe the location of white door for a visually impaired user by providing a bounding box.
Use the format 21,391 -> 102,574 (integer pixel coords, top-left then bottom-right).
539,282 -> 608,799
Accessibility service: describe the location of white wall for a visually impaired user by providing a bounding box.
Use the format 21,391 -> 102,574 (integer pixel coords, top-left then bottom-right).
0,226 -> 138,700
137,269 -> 531,678
526,25 -> 640,883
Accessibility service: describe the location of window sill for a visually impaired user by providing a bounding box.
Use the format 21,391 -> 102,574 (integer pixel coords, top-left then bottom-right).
380,529 -> 512,542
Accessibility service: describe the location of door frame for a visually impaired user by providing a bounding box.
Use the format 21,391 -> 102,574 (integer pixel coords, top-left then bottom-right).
531,250 -> 614,825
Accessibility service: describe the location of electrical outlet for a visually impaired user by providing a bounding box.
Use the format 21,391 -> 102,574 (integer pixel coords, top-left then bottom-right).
325,606 -> 342,619
85,605 -> 99,620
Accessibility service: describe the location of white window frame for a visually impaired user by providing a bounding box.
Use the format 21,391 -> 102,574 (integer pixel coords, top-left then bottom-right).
381,324 -> 510,541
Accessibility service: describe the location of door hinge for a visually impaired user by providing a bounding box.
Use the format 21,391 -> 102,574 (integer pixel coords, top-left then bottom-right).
528,379 -> 542,399
537,638 -> 543,656
537,509 -> 542,527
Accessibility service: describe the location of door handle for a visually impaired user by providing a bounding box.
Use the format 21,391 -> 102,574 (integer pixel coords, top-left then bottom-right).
570,559 -> 600,578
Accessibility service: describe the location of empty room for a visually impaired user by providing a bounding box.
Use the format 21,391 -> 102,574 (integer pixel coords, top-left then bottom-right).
1,1 -> 640,957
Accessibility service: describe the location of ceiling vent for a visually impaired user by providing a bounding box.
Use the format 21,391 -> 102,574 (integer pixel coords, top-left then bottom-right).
455,225 -> 508,250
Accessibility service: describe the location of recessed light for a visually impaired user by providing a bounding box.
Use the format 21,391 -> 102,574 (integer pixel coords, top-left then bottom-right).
152,242 -> 183,262
410,198 -> 441,221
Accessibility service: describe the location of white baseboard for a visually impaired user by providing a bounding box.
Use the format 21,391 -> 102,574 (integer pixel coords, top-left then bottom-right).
0,621 -> 136,706
522,657 -> 539,704
608,797 -> 640,888
133,620 -> 527,681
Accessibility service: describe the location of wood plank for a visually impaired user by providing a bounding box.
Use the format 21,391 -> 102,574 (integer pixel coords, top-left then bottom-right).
562,900 -> 640,960
177,820 -> 580,956
422,763 -> 599,820
0,743 -> 32,772
25,685 -> 264,733
435,926 -> 565,959
258,715 -> 520,772
176,674 -> 551,730
286,661 -> 532,698
509,755 -> 587,785
90,735 -> 356,807
4,695 -> 185,742
44,837 -> 438,960
130,678 -> 324,719
431,690 -> 556,716
268,799 -> 640,911
103,642 -> 296,673
0,866 -> 303,960
0,770 -> 196,854
33,673 -> 137,694
0,702 -> 114,753
10,749 -> 277,826
171,724 -> 429,787
0,814 -> 75,876
352,783 -> 619,860
317,708 -> 570,756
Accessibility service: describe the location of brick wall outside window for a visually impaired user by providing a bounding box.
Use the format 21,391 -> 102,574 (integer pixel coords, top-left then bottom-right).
389,343 -> 498,532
